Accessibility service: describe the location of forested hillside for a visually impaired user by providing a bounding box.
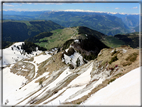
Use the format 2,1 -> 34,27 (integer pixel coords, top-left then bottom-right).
114,32 -> 139,48
2,20 -> 64,42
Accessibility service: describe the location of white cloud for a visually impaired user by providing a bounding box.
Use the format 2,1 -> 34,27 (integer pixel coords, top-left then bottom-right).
56,3 -> 63,5
115,7 -> 119,9
45,3 -> 62,5
3,3 -> 14,7
3,8 -> 49,12
133,6 -> 138,9
3,9 -> 14,11
64,9 -> 95,12
2,8 -> 139,15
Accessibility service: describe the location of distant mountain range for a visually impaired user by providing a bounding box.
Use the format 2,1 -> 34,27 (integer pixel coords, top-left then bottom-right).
3,10 -> 139,35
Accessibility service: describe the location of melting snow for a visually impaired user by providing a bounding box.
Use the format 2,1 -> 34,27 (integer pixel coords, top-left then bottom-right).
63,52 -> 84,67
82,67 -> 141,105
2,42 -> 140,106
1,42 -> 43,67
3,67 -> 27,105
33,54 -> 51,64
74,39 -> 80,43
69,63 -> 93,87
3,67 -> 50,105
122,49 -> 127,53
47,68 -> 71,89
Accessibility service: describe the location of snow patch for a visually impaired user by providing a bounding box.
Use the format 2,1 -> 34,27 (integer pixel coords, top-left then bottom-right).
69,63 -> 93,87
33,54 -> 51,64
63,52 -> 84,67
65,48 -> 69,53
122,49 -> 127,53
74,39 -> 80,43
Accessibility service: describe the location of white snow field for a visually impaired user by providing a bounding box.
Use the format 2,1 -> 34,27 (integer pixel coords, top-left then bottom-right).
3,62 -> 50,105
2,42 -> 43,67
63,52 -> 84,67
3,66 -> 28,105
33,54 -> 51,64
2,42 -> 25,67
82,67 -> 141,106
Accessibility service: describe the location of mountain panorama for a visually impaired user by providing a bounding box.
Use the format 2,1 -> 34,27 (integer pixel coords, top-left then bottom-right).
1,10 -> 140,106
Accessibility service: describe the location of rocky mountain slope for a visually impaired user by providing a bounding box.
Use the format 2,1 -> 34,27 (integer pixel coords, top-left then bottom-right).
2,37 -> 140,106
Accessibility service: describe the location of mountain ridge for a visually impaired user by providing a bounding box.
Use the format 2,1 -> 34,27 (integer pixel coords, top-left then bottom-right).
3,10 -> 139,35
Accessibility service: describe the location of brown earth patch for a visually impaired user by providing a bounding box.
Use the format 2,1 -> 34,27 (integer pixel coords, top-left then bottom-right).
10,61 -> 35,81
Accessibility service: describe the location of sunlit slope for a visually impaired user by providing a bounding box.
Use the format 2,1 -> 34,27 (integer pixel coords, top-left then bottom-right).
30,27 -> 78,50
83,67 -> 140,105
28,26 -> 126,50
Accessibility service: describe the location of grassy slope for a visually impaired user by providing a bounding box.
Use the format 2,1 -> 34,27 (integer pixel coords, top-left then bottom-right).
29,26 -> 128,50
34,27 -> 78,50
102,36 -> 125,48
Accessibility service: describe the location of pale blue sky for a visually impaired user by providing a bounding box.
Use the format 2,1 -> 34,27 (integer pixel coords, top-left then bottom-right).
3,2 -> 140,14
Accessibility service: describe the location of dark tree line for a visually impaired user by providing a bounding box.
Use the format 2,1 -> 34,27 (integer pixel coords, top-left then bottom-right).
21,41 -> 47,54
